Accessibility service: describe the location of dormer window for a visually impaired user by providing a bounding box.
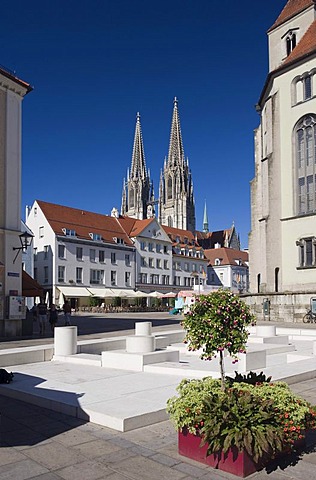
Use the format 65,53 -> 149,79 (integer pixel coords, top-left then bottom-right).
215,258 -> 221,266
286,31 -> 296,56
89,233 -> 102,241
62,228 -> 76,237
115,237 -> 124,245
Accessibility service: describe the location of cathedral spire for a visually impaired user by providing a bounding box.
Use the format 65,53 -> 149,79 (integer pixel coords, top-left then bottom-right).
158,98 -> 196,232
130,112 -> 147,180
121,112 -> 151,219
167,97 -> 185,169
203,200 -> 209,233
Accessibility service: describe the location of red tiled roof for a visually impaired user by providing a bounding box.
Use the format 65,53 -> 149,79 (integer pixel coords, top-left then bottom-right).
268,0 -> 314,32
162,225 -> 197,245
282,18 -> 316,65
37,200 -> 133,246
204,247 -> 248,267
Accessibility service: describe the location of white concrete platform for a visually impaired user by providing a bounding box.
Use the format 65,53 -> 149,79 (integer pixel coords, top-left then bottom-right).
1,326 -> 316,432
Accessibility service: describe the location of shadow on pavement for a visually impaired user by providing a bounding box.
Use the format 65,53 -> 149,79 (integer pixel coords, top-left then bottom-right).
0,373 -> 88,447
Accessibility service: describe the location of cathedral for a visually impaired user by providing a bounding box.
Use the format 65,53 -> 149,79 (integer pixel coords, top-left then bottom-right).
121,98 -> 196,232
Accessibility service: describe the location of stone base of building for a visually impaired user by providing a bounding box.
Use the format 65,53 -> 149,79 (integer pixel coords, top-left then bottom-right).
241,292 -> 316,323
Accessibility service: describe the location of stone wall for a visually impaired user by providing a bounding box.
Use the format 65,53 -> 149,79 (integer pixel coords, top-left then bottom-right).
241,291 -> 316,323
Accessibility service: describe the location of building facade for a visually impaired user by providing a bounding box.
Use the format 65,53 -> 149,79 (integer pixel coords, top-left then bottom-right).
162,225 -> 208,290
26,201 -> 136,308
204,247 -> 249,294
0,66 -> 32,336
247,0 -> 316,321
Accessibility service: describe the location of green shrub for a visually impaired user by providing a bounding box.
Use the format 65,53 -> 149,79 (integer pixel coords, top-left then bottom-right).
167,377 -> 316,460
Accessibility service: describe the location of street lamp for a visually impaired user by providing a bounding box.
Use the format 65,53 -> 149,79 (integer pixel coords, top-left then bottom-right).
13,231 -> 34,263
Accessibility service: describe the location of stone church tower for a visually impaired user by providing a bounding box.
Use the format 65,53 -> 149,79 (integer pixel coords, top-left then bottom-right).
121,113 -> 153,219
248,0 -> 316,321
158,98 -> 196,232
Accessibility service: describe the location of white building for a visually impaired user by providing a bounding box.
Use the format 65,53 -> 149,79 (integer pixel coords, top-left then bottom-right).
204,247 -> 249,294
117,216 -> 173,293
162,225 -> 208,290
248,0 -> 316,321
0,66 -> 32,336
26,201 -> 136,309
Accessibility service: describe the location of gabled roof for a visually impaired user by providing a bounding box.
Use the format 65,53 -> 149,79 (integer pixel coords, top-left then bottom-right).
130,218 -> 154,237
162,224 -> 197,244
37,200 -> 133,246
282,18 -> 316,65
268,0 -> 314,32
204,247 -> 248,267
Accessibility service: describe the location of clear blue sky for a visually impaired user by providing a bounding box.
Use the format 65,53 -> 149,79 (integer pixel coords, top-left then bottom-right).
1,0 -> 286,249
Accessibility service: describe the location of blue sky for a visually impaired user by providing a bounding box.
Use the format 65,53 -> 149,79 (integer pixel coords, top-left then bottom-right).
1,0 -> 286,248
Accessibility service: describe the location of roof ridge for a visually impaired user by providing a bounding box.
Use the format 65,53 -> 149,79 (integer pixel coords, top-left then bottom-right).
268,0 -> 314,32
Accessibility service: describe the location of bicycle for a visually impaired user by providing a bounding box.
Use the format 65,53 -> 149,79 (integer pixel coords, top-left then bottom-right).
303,309 -> 316,323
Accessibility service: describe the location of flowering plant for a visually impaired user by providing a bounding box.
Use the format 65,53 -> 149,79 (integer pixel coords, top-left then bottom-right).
182,290 -> 255,390
167,377 -> 316,461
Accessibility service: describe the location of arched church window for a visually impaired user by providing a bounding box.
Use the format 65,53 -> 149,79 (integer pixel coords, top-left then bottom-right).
295,115 -> 316,215
286,32 -> 296,56
167,216 -> 173,227
129,187 -> 134,208
167,177 -> 172,199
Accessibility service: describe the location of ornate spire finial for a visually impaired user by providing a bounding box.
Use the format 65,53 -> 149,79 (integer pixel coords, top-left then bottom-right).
136,112 -> 140,121
174,96 -> 178,106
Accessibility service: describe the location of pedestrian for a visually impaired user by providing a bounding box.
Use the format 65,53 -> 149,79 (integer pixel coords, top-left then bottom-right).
48,304 -> 58,332
37,299 -> 47,334
63,300 -> 71,326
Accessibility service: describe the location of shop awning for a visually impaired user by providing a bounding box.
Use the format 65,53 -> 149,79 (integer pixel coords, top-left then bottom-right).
22,270 -> 44,297
178,290 -> 197,298
57,286 -> 91,297
88,288 -> 117,297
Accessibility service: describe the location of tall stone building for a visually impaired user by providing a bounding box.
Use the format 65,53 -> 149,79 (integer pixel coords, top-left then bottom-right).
248,0 -> 316,321
0,66 -> 32,336
158,98 -> 196,232
121,113 -> 153,220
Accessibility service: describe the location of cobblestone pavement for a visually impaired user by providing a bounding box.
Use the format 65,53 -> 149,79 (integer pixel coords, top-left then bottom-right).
0,378 -> 316,480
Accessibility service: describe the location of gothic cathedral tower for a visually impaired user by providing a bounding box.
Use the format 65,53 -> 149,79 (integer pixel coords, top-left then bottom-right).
121,113 -> 153,219
158,98 -> 196,232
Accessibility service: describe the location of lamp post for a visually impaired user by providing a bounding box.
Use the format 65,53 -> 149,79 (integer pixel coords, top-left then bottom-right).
13,231 -> 34,264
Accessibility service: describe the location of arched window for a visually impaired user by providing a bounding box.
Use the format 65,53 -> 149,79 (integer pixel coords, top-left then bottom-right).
286,32 -> 296,56
167,177 -> 172,199
129,187 -> 134,208
295,115 -> 316,214
167,216 -> 173,227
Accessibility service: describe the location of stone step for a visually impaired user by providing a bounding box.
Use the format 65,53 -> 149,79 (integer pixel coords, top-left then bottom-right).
53,353 -> 102,367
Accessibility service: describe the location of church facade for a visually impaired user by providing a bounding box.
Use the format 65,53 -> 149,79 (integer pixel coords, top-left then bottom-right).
247,0 -> 316,321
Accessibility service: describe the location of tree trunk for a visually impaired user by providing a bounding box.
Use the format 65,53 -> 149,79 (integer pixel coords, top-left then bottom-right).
219,350 -> 225,391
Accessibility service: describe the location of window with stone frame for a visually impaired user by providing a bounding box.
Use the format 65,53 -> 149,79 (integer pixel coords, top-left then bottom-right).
295,115 -> 316,215
296,237 -> 316,268
76,267 -> 83,283
286,31 -> 296,56
58,266 -> 65,282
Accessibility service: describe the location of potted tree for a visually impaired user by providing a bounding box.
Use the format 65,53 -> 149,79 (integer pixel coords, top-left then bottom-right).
167,290 -> 316,477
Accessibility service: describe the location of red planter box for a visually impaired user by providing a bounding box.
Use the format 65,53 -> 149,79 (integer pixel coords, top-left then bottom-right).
178,429 -> 264,478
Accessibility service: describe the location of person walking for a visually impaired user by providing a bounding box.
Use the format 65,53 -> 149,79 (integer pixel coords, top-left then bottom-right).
37,299 -> 47,335
48,304 -> 58,332
63,300 -> 71,326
